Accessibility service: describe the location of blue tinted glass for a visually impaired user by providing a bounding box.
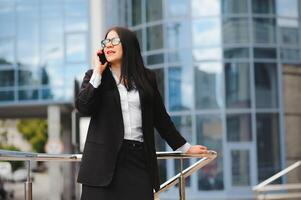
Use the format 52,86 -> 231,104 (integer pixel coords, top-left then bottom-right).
166,21 -> 191,49
0,69 -> 14,87
192,0 -> 221,17
281,48 -> 300,61
41,65 -> 64,86
278,19 -> 299,46
0,90 -> 14,101
223,18 -> 249,44
146,0 -> 162,22
222,0 -> 248,14
193,48 -> 222,62
146,54 -> 164,65
18,89 -> 39,100
192,18 -> 221,47
167,50 -> 191,65
227,114 -> 252,141
168,67 -> 193,111
0,1 -> 15,38
18,67 -> 41,86
146,25 -> 163,51
254,48 -> 277,59
224,48 -> 249,59
42,87 -> 65,101
253,18 -> 276,44
132,0 -> 142,25
166,0 -> 188,18
195,62 -> 223,109
66,33 -> 87,63
0,38 -> 14,65
277,0 -> 298,17
196,114 -> 224,190
252,0 -> 275,14
64,0 -> 88,32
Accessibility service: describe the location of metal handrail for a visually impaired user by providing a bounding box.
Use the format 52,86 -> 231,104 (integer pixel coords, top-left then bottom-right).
0,149 -> 217,200
253,160 -> 301,200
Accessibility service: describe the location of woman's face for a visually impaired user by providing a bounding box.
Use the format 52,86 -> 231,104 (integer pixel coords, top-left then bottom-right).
103,30 -> 123,65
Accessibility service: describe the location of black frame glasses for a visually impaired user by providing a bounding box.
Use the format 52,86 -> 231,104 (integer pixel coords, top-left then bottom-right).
101,37 -> 121,48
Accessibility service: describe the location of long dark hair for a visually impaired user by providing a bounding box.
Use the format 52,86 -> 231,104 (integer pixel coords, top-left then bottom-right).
104,26 -> 153,94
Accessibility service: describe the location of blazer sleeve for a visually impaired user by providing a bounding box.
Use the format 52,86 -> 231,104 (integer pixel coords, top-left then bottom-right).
75,69 -> 98,116
151,71 -> 187,151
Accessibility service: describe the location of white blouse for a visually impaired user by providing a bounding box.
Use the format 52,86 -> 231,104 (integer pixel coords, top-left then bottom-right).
89,69 -> 191,153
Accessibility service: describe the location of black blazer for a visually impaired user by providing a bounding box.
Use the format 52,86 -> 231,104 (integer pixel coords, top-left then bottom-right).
76,67 -> 187,192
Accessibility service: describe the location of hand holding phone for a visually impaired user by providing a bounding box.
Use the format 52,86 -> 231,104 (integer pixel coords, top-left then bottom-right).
94,49 -> 108,75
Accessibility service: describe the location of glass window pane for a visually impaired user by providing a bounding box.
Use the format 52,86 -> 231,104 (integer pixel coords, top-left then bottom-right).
132,0 -> 142,26
223,18 -> 249,44
167,51 -> 191,65
278,19 -> 299,46
134,29 -> 143,51
168,67 -> 193,111
254,48 -> 277,59
166,0 -> 188,18
231,150 -> 251,186
0,69 -> 14,87
192,18 -> 221,47
152,68 -> 164,100
18,89 -> 39,100
18,68 -> 40,86
227,114 -> 252,141
66,33 -> 87,63
281,49 -> 300,61
255,63 -> 278,108
192,0 -> 221,17
0,1 -> 15,38
222,0 -> 248,14
257,113 -> 281,183
64,0 -> 88,32
225,63 -> 250,108
193,48 -> 222,62
196,115 -> 224,190
147,54 -> 164,65
0,38 -> 14,65
252,0 -> 275,14
41,87 -> 65,101
42,65 -> 64,86
277,0 -> 298,17
146,25 -> 163,51
224,48 -> 249,59
0,90 -> 14,101
166,21 -> 191,49
195,62 -> 223,109
253,18 -> 276,44
17,1 -> 39,66
146,0 -> 162,22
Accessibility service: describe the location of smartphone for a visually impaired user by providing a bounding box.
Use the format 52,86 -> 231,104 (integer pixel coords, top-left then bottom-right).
97,52 -> 107,64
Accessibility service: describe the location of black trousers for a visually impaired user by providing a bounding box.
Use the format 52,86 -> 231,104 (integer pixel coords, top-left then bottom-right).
80,139 -> 154,200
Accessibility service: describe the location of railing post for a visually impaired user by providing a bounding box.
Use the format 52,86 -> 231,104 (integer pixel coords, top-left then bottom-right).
24,160 -> 32,200
179,157 -> 186,200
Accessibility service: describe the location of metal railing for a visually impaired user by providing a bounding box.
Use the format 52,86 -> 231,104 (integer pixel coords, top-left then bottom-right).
0,149 -> 217,200
253,161 -> 301,200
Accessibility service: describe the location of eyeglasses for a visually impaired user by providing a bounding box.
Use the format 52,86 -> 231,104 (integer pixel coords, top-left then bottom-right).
101,37 -> 121,48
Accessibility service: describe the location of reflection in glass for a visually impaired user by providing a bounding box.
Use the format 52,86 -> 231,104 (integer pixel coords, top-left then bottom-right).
222,0 -> 248,14
193,48 -> 222,62
166,21 -> 190,49
195,62 -> 223,109
252,0 -> 275,14
192,0 -> 220,17
255,63 -> 278,108
64,0 -> 88,32
231,150 -> 250,186
66,33 -> 87,63
134,29 -> 143,50
276,0 -> 298,17
0,70 -> 14,87
152,68 -> 164,99
146,25 -> 163,51
278,19 -> 299,46
0,38 -> 14,65
281,49 -> 300,61
254,48 -> 277,59
41,66 -> 64,86
0,90 -> 14,101
192,19 -> 221,47
196,115 -> 224,190
147,54 -> 164,65
18,68 -> 40,86
132,0 -> 142,26
0,1 -> 15,38
168,67 -> 193,111
224,48 -> 249,59
167,51 -> 191,65
257,113 -> 281,183
225,63 -> 250,108
166,0 -> 188,17
253,18 -> 276,44
227,114 -> 252,141
146,0 -> 162,22
41,88 -> 64,101
18,89 -> 39,100
17,1 -> 39,66
172,115 -> 192,186
223,18 -> 249,44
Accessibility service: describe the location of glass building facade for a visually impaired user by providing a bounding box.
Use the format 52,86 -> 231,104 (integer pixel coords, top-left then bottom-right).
116,0 -> 301,198
0,0 -> 89,104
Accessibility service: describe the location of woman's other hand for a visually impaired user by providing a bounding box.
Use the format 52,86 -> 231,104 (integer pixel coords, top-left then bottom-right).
93,49 -> 108,75
186,145 -> 208,154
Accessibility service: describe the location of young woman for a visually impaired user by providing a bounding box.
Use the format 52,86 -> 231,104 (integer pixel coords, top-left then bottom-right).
76,26 -> 208,200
